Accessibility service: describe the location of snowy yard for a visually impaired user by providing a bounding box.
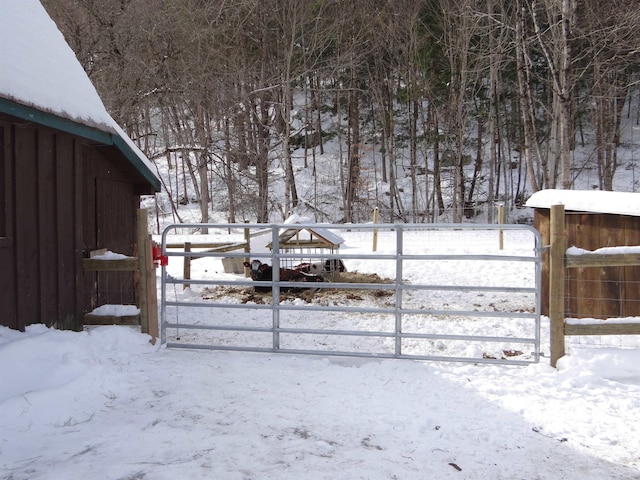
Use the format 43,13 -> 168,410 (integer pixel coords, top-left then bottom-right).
1,228 -> 640,479
2,2 -> 640,478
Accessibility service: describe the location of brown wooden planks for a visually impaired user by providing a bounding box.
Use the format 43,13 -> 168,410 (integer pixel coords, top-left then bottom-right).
0,124 -> 17,329
565,322 -> 640,336
622,215 -> 640,317
534,209 -> 551,315
597,213 -> 622,319
0,113 -> 150,331
537,207 -> 640,320
14,125 -> 40,327
56,134 -> 81,330
38,130 -> 59,327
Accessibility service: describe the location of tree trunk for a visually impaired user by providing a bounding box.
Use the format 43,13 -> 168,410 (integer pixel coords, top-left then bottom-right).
410,99 -> 419,222
515,0 -> 541,193
559,0 -> 576,189
345,80 -> 360,223
432,109 -> 445,214
224,118 -> 237,223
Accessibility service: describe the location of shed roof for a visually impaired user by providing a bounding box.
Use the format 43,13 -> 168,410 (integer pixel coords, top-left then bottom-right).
525,189 -> 640,217
0,0 -> 160,192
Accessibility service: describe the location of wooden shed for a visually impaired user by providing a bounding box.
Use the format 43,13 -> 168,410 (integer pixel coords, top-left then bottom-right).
526,189 -> 640,319
0,1 -> 161,331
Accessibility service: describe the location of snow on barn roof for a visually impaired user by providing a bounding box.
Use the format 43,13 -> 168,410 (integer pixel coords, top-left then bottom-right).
525,189 -> 640,216
0,0 -> 160,191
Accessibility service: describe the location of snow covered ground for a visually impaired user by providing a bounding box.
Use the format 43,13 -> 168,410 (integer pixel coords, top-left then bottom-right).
2,229 -> 640,479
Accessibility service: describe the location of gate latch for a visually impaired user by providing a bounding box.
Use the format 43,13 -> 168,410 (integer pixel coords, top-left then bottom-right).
152,243 -> 168,267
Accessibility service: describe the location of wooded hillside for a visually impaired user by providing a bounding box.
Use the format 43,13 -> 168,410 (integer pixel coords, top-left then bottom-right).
42,0 -> 640,225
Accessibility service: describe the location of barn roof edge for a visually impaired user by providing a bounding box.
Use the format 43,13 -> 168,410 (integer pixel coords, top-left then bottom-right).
0,97 -> 161,192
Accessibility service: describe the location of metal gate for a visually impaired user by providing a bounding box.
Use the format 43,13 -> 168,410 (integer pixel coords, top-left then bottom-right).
160,222 -> 542,365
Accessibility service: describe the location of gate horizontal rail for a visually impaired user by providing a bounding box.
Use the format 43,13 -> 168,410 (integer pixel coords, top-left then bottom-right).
160,222 -> 542,365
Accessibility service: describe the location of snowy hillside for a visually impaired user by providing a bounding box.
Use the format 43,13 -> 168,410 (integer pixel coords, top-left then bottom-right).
143,93 -> 640,232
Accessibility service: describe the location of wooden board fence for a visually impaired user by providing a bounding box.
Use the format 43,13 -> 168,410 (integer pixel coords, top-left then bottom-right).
81,209 -> 158,343
549,204 -> 640,367
166,225 -> 259,289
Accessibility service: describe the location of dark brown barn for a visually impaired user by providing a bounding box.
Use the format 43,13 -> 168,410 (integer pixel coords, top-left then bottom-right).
0,1 -> 160,331
527,189 -> 640,319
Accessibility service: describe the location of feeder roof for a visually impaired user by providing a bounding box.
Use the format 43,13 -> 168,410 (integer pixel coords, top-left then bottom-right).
270,215 -> 345,249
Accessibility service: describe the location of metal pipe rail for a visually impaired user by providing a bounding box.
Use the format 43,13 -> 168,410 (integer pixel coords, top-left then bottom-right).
160,222 -> 542,365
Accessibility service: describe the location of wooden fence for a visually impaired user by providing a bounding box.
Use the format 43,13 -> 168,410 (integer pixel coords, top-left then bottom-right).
82,209 -> 159,342
166,225 -> 269,289
548,204 -> 640,366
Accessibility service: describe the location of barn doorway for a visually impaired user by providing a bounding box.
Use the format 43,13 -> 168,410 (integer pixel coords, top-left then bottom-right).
91,178 -> 137,308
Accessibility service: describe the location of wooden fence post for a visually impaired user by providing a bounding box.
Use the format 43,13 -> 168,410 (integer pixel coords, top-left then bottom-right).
372,207 -> 379,252
498,204 -> 505,250
549,204 -> 566,367
137,209 -> 149,334
137,209 -> 158,343
183,241 -> 191,290
244,220 -> 250,277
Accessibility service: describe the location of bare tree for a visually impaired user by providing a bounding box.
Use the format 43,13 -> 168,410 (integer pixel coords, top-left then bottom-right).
438,0 -> 485,222
523,0 -> 577,189
44,0 -> 640,227
579,0 -> 640,190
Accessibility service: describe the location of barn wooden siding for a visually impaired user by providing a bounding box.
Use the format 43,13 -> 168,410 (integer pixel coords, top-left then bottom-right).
535,209 -> 640,319
0,114 -> 147,331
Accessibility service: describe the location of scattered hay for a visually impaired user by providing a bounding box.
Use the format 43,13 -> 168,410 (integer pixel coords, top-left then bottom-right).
483,350 -> 524,360
199,271 -> 395,305
335,272 -> 393,284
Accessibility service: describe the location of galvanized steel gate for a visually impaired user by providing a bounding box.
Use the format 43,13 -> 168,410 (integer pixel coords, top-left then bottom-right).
160,223 -> 542,365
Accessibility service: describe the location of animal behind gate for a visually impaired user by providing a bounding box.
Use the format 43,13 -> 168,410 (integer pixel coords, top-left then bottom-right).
243,260 -> 323,292
294,258 -> 346,276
